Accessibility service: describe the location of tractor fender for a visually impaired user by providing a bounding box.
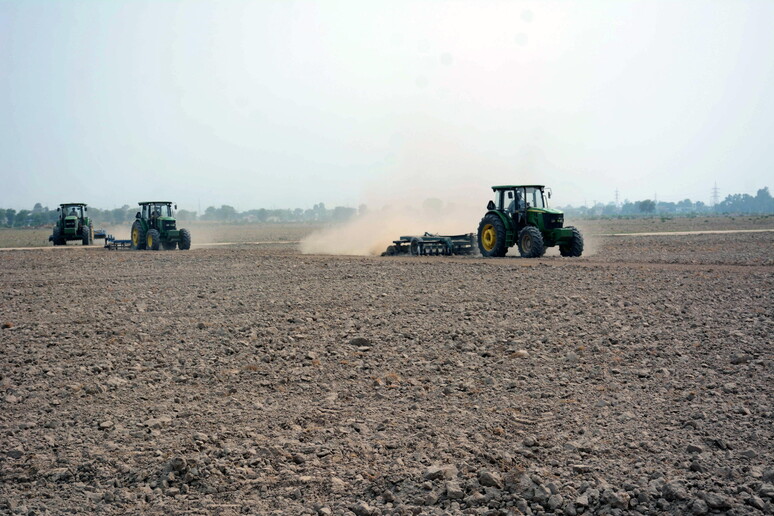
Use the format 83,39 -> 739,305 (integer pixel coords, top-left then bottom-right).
485,210 -> 516,247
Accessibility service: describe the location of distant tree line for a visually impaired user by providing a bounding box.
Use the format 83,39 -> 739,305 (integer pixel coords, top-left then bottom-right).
560,187 -> 773,217
0,202 -> 363,228
2,188 -> 771,228
197,203 -> 361,223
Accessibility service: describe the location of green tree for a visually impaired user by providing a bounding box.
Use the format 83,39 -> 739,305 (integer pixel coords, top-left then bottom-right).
637,200 -> 656,213
14,210 -> 31,227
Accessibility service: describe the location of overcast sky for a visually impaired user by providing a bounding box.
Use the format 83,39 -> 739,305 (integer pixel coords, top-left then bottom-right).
2,0 -> 772,212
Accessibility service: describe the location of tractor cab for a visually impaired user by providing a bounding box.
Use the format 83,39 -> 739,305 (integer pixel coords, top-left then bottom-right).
59,203 -> 87,226
138,201 -> 176,231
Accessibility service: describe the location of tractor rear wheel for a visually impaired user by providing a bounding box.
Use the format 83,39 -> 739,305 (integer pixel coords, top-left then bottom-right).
477,213 -> 508,257
518,226 -> 545,258
146,229 -> 161,250
559,226 -> 584,257
82,223 -> 93,246
179,228 -> 191,250
52,226 -> 64,246
131,221 -> 146,250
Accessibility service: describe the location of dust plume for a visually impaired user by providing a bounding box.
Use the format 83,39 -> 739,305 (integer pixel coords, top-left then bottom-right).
299,202 -> 484,256
300,131 -> 506,256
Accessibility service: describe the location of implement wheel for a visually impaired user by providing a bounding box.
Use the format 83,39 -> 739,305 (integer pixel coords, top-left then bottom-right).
517,226 -> 545,258
131,221 -> 146,250
477,213 -> 507,257
559,226 -> 584,257
146,229 -> 161,251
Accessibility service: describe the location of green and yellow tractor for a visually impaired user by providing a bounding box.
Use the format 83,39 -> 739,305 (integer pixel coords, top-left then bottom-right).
50,203 -> 94,246
477,185 -> 583,258
130,201 -> 191,251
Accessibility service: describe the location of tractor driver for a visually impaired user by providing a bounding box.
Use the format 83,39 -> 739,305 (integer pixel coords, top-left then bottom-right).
507,191 -> 525,224
69,207 -> 77,217
507,191 -> 524,213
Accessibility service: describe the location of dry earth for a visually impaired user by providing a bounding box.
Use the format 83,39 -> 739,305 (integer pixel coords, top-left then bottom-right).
1,222 -> 772,515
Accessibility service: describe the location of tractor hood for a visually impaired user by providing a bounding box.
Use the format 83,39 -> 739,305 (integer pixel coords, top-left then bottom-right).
527,207 -> 563,216
157,216 -> 176,222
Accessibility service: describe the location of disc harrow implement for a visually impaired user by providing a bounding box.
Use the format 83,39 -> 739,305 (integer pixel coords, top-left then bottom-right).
382,232 -> 476,256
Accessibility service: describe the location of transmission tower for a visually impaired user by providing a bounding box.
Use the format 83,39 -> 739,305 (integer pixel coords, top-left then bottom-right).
615,189 -> 619,207
711,182 -> 720,207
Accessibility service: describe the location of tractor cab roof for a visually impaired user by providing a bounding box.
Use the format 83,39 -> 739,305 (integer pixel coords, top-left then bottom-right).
491,185 -> 545,190
138,201 -> 174,205
60,203 -> 88,207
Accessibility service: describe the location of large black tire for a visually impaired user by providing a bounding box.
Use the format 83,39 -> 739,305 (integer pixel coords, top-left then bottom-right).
517,226 -> 545,258
82,223 -> 93,246
162,241 -> 177,251
477,213 -> 508,257
146,229 -> 161,251
559,226 -> 584,257
52,226 -> 64,246
179,228 -> 191,250
131,220 -> 146,250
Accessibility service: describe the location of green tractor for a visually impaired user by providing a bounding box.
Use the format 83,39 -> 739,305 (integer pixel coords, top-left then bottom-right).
50,203 -> 93,246
477,185 -> 583,258
130,201 -> 191,251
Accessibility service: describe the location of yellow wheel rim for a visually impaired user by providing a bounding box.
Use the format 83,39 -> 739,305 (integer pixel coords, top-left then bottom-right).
481,224 -> 496,251
147,234 -> 153,247
132,227 -> 139,246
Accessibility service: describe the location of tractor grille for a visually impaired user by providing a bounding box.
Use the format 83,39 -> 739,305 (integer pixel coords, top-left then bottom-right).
64,220 -> 76,229
163,220 -> 176,231
542,213 -> 564,230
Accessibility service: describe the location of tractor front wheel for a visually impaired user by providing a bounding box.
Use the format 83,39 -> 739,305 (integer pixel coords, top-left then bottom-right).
559,226 -> 584,257
477,213 -> 508,257
179,228 -> 192,250
146,229 -> 161,250
518,226 -> 545,258
131,221 -> 146,250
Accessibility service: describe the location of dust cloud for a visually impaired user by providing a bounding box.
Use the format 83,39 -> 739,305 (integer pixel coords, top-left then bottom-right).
300,133 -> 499,256
299,202 -> 484,256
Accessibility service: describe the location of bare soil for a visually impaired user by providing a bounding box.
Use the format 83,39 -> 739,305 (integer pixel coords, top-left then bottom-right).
1,223 -> 772,515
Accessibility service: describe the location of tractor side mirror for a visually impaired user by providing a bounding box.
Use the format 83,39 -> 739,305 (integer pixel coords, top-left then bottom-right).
136,212 -> 141,219
487,200 -> 495,210
84,207 -> 88,211
57,207 -> 60,212
174,204 -> 177,210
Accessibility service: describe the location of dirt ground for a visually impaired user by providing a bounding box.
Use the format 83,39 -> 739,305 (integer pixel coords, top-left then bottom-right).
1,220 -> 772,515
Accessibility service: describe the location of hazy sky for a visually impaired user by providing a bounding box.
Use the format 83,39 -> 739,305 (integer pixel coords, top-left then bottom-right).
2,0 -> 772,212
